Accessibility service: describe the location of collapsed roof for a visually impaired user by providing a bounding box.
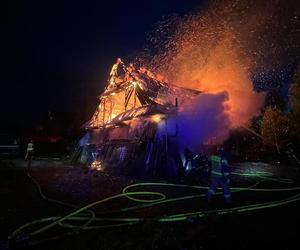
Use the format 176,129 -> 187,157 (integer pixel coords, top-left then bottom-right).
85,58 -> 201,129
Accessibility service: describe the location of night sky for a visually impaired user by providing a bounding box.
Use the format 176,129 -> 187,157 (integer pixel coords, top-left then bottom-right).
2,0 -> 201,116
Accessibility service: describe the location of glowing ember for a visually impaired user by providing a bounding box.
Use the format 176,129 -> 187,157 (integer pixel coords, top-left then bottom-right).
90,161 -> 102,171
151,114 -> 164,123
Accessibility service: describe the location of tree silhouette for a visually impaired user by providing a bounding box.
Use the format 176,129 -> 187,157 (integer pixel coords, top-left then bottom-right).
260,106 -> 291,152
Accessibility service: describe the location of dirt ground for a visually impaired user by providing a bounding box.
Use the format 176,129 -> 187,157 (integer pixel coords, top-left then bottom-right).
0,158 -> 299,250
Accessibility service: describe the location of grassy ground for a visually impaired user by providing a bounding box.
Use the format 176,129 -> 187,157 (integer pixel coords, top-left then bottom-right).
0,159 -> 299,250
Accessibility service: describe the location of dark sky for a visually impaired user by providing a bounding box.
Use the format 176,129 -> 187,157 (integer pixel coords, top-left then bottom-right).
2,0 -> 202,115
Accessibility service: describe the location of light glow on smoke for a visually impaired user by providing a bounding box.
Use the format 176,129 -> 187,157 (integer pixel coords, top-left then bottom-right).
137,0 -> 299,143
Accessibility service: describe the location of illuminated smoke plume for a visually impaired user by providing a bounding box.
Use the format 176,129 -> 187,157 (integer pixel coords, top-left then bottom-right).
137,0 -> 300,144
177,92 -> 231,151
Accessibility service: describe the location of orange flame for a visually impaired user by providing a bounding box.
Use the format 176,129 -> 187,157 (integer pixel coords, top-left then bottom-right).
171,37 -> 265,127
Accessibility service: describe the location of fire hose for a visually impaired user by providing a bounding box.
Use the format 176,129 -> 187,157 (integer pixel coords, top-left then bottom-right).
8,168 -> 300,247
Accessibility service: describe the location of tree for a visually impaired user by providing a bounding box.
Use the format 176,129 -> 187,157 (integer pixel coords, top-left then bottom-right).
260,106 -> 291,152
289,65 -> 300,139
264,89 -> 286,110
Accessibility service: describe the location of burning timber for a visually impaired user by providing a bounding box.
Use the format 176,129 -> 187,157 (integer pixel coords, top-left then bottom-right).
73,58 -> 202,178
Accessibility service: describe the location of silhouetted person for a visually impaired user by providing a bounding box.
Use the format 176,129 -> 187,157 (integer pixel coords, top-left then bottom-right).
25,140 -> 34,169
206,147 -> 231,203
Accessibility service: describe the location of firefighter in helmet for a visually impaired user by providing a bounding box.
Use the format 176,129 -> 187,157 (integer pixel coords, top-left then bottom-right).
206,147 -> 231,203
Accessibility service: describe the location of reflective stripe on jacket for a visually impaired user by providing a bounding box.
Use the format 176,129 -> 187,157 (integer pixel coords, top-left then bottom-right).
210,155 -> 229,176
27,143 -> 34,151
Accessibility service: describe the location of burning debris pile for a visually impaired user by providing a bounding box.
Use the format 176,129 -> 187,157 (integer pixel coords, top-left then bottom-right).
73,58 -> 215,178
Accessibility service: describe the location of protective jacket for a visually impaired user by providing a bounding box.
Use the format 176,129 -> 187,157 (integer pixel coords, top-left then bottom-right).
210,155 -> 230,178
27,143 -> 34,152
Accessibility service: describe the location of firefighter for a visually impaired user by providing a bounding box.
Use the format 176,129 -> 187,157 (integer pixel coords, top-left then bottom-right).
25,140 -> 35,168
206,147 -> 231,203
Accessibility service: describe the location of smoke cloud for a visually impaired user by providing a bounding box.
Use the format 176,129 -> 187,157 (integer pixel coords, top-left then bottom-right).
137,0 -> 300,144
176,92 -> 231,151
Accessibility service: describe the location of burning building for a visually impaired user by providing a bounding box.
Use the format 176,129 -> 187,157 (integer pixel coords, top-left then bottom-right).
75,58 -> 204,178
